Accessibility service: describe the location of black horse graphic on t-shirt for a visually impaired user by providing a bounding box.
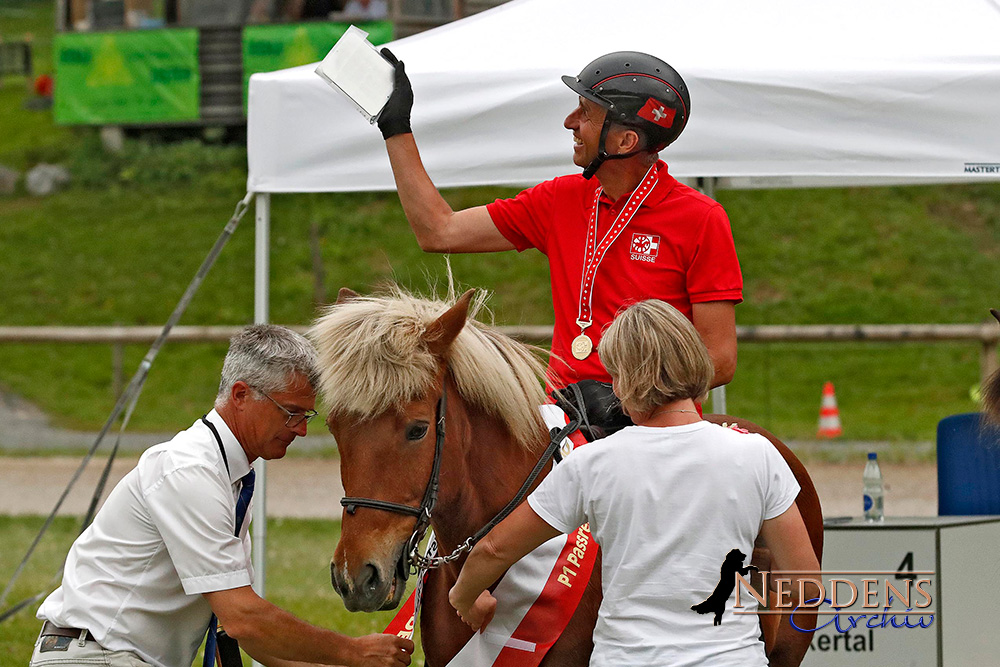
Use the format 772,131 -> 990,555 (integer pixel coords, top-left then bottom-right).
691,548 -> 757,626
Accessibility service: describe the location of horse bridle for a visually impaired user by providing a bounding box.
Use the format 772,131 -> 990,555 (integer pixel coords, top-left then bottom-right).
340,377 -> 581,578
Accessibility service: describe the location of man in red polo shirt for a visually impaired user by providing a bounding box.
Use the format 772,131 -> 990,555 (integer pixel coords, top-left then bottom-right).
375,50 -> 742,389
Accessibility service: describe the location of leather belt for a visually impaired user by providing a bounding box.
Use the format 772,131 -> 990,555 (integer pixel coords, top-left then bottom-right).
41,620 -> 98,643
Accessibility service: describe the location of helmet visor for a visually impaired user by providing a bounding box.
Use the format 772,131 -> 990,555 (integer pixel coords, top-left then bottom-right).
561,75 -> 614,111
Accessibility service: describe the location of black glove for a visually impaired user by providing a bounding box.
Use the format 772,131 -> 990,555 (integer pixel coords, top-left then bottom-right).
377,48 -> 413,140
550,379 -> 633,441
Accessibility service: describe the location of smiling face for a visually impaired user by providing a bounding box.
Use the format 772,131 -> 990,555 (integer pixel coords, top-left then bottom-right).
564,96 -> 609,168
232,372 -> 316,462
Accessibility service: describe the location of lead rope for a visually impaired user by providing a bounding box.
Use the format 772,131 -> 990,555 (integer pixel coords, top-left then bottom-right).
0,192 -> 255,624
386,399 -> 583,642
409,397 -> 581,571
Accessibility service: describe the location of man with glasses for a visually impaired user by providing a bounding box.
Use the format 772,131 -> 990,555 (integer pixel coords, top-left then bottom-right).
31,325 -> 413,667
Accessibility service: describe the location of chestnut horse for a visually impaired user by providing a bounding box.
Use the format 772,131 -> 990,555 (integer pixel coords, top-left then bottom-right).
310,287 -> 823,666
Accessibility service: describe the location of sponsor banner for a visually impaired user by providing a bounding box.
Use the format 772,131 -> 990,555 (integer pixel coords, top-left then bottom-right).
55,29 -> 199,124
242,21 -> 392,106
963,162 -> 1000,174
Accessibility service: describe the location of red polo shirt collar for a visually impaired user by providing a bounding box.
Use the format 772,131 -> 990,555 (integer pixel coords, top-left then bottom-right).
596,160 -> 676,211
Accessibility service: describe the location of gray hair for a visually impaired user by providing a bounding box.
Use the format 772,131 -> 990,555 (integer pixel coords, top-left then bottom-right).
215,325 -> 320,408
598,299 -> 713,415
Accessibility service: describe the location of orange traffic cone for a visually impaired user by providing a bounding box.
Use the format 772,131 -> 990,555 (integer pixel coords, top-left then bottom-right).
817,381 -> 843,438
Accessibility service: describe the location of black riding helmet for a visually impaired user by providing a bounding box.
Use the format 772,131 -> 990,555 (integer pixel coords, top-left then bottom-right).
562,51 -> 690,179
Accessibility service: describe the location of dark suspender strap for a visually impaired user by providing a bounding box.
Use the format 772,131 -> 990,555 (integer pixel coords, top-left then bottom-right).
200,415 -> 247,667
202,416 -> 250,538
201,416 -> 229,477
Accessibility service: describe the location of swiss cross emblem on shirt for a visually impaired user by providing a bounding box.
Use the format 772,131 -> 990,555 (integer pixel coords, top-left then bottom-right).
637,97 -> 676,128
630,233 -> 660,263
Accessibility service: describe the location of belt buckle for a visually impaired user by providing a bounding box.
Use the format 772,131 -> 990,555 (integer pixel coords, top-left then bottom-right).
39,635 -> 72,653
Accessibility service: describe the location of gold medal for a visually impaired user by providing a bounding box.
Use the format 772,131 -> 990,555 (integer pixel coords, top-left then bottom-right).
571,333 -> 593,360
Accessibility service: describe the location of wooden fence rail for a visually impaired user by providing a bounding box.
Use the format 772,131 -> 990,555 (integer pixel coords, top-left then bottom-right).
0,323 -> 997,396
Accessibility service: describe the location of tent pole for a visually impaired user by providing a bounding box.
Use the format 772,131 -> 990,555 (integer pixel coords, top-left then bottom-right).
697,177 -> 728,416
252,193 -> 270,618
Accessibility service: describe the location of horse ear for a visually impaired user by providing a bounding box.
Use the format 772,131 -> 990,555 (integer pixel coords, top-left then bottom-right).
991,308 -> 1000,325
424,289 -> 475,358
336,287 -> 360,304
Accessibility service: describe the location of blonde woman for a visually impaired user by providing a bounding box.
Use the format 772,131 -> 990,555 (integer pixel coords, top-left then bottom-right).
449,299 -> 818,666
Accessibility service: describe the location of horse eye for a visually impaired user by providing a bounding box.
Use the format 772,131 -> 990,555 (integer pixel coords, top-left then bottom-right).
405,422 -> 429,441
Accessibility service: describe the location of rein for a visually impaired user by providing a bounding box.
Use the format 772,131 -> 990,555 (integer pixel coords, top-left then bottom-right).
340,378 -> 581,577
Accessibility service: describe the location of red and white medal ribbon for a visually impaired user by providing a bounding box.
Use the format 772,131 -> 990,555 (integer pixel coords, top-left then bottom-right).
573,165 -> 658,360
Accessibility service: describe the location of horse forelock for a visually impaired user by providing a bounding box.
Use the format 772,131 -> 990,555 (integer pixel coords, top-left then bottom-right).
308,289 -> 550,450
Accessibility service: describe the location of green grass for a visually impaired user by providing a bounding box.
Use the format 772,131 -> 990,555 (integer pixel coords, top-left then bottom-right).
726,185 -> 1000,324
0,1 -> 999,442
0,515 -> 427,665
726,342 -> 982,442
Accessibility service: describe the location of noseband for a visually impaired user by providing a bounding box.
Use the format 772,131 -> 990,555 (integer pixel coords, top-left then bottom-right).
340,378 -> 580,578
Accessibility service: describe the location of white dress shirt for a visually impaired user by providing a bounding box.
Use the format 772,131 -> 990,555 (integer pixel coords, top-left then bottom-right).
528,421 -> 800,666
37,410 -> 255,667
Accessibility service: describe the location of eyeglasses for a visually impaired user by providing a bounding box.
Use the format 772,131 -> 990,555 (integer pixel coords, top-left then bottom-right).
250,386 -> 318,428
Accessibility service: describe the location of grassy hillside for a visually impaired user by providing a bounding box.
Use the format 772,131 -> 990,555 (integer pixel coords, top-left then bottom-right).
2,158 -> 996,442
1,0 -> 999,443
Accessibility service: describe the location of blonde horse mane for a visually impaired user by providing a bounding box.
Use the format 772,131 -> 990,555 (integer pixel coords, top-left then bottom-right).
985,369 -> 1000,424
986,309 -> 1000,424
308,287 -> 550,450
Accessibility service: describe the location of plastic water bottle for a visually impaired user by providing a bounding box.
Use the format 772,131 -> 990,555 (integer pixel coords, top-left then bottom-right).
863,452 -> 884,522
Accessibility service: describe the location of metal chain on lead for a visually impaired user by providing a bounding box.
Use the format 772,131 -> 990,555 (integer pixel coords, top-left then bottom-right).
409,536 -> 474,572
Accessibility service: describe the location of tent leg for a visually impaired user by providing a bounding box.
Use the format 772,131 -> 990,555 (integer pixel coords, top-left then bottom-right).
252,193 -> 270,615
696,178 -> 728,415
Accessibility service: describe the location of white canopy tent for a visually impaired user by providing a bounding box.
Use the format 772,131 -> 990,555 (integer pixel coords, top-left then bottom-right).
248,0 -> 1000,192
243,0 -> 1000,599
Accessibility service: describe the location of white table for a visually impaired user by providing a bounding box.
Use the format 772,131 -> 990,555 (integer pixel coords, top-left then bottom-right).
803,516 -> 1000,666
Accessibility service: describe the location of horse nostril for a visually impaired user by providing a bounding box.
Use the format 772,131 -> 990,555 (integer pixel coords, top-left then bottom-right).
330,561 -> 338,589
359,563 -> 380,596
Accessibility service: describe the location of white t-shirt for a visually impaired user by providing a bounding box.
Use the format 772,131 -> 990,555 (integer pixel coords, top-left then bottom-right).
36,410 -> 255,667
527,421 -> 800,666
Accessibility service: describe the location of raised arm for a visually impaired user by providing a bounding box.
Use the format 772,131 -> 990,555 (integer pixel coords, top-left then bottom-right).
204,585 -> 412,667
377,50 -> 515,254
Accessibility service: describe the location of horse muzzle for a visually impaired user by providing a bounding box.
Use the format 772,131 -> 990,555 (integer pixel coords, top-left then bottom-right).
330,553 -> 407,612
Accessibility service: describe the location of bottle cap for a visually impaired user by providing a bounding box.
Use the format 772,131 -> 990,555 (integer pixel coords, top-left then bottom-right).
868,452 -> 877,460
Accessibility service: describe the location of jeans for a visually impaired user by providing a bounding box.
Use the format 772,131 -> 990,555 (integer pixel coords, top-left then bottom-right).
28,629 -> 152,667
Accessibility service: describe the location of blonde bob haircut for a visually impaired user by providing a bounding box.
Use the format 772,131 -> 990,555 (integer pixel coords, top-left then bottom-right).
598,299 -> 714,415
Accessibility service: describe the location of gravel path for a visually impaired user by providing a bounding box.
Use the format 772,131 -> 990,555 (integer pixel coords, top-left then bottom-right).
0,455 -> 345,519
0,455 -> 936,519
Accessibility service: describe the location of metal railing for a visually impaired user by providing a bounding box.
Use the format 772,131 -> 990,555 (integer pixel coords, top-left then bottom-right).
0,323 -> 997,397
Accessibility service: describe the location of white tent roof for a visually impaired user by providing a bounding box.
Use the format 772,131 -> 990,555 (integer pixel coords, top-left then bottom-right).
247,0 -> 1000,193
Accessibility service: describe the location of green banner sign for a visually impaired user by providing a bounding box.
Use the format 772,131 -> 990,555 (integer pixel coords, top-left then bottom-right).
242,21 -> 393,105
54,29 -> 199,125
